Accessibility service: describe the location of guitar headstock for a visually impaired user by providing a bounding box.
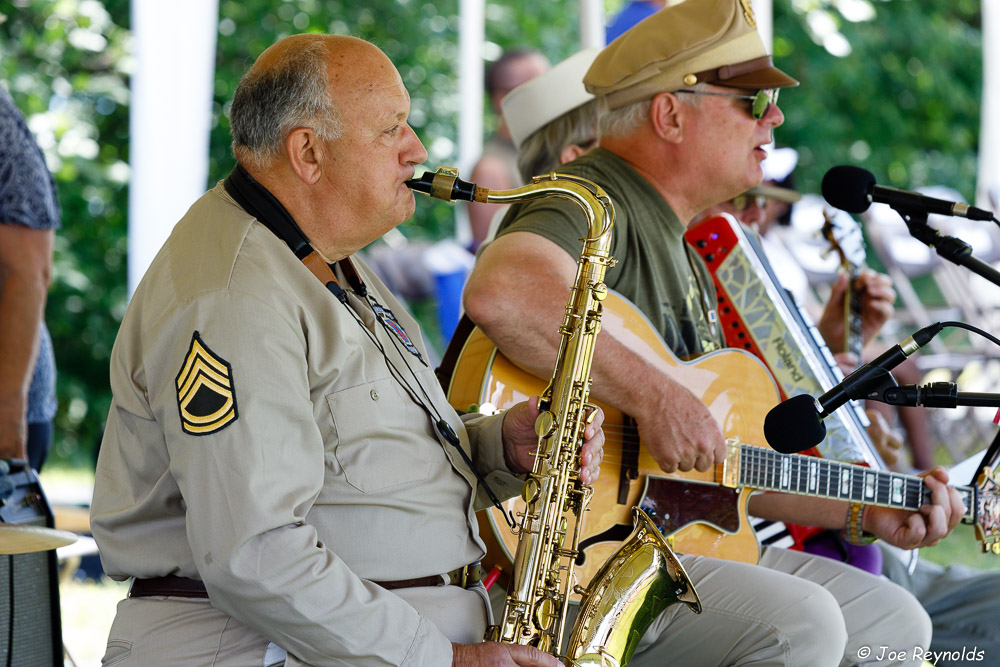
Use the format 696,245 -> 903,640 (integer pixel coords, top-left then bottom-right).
820,208 -> 866,273
974,466 -> 1000,554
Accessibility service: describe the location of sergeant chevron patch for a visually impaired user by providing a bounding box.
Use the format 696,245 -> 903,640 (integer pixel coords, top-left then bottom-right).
175,331 -> 239,436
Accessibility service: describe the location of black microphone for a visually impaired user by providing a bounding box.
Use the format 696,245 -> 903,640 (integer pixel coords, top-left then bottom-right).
763,323 -> 944,454
822,165 -> 995,221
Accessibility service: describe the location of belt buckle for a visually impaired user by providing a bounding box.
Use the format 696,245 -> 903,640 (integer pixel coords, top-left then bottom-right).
461,561 -> 483,589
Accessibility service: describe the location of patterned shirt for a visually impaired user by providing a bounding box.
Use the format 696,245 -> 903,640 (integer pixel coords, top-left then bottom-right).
0,88 -> 60,422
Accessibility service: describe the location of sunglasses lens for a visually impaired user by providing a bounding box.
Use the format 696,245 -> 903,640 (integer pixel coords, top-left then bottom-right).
752,89 -> 779,119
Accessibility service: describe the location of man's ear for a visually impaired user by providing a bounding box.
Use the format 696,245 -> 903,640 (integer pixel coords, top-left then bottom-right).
650,92 -> 683,143
285,127 -> 323,185
559,143 -> 590,165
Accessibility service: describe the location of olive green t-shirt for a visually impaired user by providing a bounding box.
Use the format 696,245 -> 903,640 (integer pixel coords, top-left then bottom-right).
495,148 -> 722,358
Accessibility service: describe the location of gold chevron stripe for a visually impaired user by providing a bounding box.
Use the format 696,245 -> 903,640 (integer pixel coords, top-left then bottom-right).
175,332 -> 239,436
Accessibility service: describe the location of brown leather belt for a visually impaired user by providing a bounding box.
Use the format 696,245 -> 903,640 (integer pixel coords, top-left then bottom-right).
128,562 -> 484,599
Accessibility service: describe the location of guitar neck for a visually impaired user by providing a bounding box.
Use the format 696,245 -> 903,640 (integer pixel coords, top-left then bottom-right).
726,443 -> 976,522
845,267 -> 864,361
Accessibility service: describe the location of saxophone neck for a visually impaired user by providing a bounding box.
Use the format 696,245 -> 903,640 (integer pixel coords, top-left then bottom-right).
406,167 -> 614,244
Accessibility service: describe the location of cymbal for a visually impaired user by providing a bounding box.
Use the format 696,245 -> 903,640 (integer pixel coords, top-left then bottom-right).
0,524 -> 78,555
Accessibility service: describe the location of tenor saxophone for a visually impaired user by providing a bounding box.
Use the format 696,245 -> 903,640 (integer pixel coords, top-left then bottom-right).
408,167 -> 701,666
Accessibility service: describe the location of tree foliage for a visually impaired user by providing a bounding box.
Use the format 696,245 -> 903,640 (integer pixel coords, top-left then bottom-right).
773,0 -> 982,201
1,0 -> 130,466
209,0 -> 584,240
0,0 -> 987,467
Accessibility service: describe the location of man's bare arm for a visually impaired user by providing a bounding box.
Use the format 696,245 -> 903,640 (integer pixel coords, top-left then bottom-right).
465,232 -> 724,472
0,225 -> 54,460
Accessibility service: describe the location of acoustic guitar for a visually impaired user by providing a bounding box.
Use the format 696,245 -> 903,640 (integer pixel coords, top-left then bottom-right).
442,292 -> 1000,587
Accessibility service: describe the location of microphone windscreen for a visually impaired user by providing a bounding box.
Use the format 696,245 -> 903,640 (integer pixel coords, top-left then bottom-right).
763,394 -> 827,454
822,165 -> 876,214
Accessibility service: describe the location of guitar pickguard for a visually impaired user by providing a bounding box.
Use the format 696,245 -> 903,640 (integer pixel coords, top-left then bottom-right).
640,476 -> 741,536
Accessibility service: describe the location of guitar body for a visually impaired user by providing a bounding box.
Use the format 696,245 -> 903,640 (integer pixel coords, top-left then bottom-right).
444,291 -> 782,586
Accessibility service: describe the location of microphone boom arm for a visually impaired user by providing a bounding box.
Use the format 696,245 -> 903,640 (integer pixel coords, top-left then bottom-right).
896,206 -> 1000,288
870,381 -> 1000,409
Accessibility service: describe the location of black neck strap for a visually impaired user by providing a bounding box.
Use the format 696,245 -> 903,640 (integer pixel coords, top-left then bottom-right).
223,165 -> 366,298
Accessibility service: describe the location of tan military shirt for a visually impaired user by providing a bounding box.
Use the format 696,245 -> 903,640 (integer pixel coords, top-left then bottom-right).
91,183 -> 521,665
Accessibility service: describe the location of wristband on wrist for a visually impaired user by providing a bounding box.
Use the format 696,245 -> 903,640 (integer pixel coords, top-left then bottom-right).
844,502 -> 878,545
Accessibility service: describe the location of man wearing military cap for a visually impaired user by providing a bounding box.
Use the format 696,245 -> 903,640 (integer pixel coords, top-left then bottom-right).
465,0 -> 963,664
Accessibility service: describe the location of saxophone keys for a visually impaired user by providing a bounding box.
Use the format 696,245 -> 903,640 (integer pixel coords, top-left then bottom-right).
533,598 -> 558,631
535,410 -> 557,437
521,478 -> 541,503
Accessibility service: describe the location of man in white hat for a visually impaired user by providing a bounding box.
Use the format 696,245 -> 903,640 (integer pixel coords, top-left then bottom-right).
464,1 -> 963,664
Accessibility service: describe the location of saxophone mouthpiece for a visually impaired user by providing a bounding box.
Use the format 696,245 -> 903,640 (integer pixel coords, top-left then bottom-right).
406,167 -> 481,203
404,172 -> 436,195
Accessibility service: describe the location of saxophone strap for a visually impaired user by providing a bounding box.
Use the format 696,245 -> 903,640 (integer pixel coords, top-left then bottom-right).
224,164 -> 361,300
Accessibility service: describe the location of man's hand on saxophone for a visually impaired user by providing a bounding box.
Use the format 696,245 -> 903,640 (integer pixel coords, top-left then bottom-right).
451,640 -> 561,666
501,395 -> 605,485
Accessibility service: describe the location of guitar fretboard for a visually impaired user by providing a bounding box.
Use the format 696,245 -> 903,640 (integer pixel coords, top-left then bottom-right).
735,444 -> 975,521
846,269 -> 864,362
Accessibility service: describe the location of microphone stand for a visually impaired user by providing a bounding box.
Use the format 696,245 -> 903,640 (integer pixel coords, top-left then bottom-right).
868,381 -> 1000,409
892,206 -> 1000,288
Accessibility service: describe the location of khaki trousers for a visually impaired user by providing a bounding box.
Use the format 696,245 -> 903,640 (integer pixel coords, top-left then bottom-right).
628,546 -> 931,667
102,583 -> 490,666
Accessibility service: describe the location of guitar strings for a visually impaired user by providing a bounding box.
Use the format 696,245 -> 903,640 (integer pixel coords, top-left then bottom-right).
581,427 -> 963,512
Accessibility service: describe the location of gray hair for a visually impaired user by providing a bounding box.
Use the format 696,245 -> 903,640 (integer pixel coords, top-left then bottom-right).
230,41 -> 342,169
598,82 -> 709,139
598,98 -> 649,139
517,99 -> 600,182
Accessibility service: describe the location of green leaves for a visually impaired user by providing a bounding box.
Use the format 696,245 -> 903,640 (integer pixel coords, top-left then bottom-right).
775,0 -> 982,198
2,0 -> 130,466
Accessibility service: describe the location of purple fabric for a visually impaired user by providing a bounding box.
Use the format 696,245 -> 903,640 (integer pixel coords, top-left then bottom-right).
803,530 -> 884,574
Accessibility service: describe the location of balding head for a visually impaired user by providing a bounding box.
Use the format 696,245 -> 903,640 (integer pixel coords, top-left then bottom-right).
230,34 -> 390,170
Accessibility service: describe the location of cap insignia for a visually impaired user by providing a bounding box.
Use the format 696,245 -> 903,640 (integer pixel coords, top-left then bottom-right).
175,331 -> 239,436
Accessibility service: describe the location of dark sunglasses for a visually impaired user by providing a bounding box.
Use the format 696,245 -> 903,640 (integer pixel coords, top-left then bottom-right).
675,88 -> 779,120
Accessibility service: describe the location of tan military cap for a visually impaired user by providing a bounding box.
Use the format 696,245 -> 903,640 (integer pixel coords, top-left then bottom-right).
502,48 -> 600,150
585,0 -> 798,110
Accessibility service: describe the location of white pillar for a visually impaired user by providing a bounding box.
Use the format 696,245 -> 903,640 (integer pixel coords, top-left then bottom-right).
753,0 -> 773,52
455,0 -> 485,246
578,0 -> 605,48
977,0 -> 999,209
128,0 -> 219,295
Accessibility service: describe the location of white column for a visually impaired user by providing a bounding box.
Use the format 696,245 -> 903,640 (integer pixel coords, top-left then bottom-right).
578,0 -> 605,48
753,0 -> 773,52
128,0 -> 219,295
977,0 -> 999,209
454,0 -> 485,246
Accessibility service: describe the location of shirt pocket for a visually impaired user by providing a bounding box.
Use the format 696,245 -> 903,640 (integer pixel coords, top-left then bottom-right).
327,377 -> 435,493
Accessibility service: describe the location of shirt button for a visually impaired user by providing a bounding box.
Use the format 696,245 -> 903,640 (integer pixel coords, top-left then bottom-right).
370,389 -> 380,401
